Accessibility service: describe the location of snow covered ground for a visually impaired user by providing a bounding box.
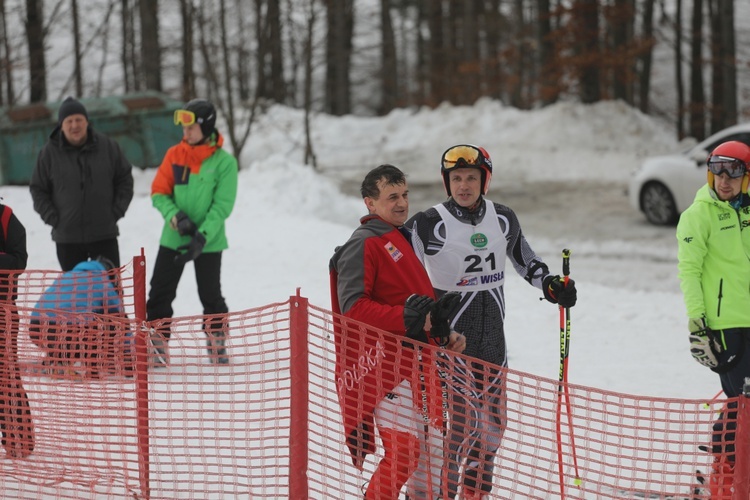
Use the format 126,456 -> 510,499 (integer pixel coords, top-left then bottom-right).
5,98 -> 718,401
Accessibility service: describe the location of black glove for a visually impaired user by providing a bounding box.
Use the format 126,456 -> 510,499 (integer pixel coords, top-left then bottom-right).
174,232 -> 206,265
174,211 -> 197,236
404,294 -> 434,342
430,292 -> 462,344
543,275 -> 577,308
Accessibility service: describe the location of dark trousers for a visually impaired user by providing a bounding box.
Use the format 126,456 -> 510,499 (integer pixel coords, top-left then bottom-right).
0,306 -> 34,457
146,246 -> 228,340
712,328 -> 750,461
56,238 -> 120,272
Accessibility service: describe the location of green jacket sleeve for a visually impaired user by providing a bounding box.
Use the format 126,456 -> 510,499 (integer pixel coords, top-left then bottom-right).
676,205 -> 708,319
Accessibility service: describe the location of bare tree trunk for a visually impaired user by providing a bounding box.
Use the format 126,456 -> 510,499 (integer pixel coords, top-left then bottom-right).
121,0 -> 139,92
218,0 -> 255,167
25,0 -> 46,102
689,0 -> 705,140
538,0 -> 558,105
379,0 -> 397,114
0,0 -> 9,105
573,0 -> 600,103
71,0 -> 82,96
675,0 -> 684,139
718,0 -> 736,127
461,0 -> 479,105
510,0 -> 524,107
303,0 -> 317,168
611,0 -> 634,103
179,0 -> 195,101
709,0 -> 736,132
484,0 -> 502,101
254,0 -> 267,98
267,0 -> 285,102
219,0 -> 235,137
139,0 -> 162,91
637,0 -> 655,113
196,3 -> 216,100
94,2 -> 115,96
425,0 -> 444,105
234,0 -> 249,101
325,0 -> 353,115
282,0 -> 300,106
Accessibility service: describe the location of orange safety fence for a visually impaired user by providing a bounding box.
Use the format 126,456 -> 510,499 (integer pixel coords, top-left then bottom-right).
0,257 -> 746,499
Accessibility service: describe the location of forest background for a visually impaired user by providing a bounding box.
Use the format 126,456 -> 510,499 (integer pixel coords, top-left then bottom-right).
0,0 -> 748,168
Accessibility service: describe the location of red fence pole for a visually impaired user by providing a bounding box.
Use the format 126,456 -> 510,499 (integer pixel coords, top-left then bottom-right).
133,251 -> 151,500
289,289 -> 310,499
733,379 -> 750,499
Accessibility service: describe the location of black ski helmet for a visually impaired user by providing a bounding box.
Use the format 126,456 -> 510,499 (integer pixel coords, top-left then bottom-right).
184,99 -> 217,138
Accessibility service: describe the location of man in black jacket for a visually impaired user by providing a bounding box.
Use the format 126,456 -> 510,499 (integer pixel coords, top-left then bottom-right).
30,97 -> 134,271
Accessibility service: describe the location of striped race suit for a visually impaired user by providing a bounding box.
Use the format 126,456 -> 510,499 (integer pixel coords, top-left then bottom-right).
407,197 -> 552,498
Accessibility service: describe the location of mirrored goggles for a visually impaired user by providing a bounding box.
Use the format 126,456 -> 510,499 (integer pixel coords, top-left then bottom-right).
708,156 -> 747,179
441,145 -> 488,170
174,109 -> 196,126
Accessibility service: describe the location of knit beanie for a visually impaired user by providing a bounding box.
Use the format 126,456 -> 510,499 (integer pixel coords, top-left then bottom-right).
58,97 -> 88,124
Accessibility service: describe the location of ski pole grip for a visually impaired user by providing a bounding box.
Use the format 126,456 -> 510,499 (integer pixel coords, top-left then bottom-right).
562,248 -> 571,279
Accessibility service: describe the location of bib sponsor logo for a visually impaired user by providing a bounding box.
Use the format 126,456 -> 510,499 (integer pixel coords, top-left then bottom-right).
470,233 -> 488,248
480,271 -> 504,284
384,241 -> 403,262
456,276 -> 478,287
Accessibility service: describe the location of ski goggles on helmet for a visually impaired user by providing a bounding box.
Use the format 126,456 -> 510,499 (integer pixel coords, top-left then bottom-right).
174,109 -> 197,126
708,156 -> 747,179
441,145 -> 490,171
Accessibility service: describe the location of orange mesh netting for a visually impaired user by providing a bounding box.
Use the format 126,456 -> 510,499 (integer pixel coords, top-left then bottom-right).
0,262 -> 743,499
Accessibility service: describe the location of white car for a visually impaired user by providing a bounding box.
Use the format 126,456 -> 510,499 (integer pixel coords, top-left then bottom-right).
629,123 -> 750,225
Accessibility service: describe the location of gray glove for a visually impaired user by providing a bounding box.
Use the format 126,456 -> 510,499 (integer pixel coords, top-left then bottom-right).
688,317 -> 722,368
173,211 -> 197,236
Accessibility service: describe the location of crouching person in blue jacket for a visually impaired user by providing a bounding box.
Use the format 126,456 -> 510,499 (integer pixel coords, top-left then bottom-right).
28,256 -> 132,378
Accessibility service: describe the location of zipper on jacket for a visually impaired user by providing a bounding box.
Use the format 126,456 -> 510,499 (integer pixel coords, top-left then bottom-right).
717,278 -> 723,317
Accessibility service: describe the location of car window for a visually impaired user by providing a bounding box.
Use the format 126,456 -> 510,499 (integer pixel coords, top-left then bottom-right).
705,132 -> 750,152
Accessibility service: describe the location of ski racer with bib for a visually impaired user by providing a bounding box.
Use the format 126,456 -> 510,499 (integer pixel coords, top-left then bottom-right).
330,164 -> 466,500
677,140 -> 750,498
406,145 -> 577,499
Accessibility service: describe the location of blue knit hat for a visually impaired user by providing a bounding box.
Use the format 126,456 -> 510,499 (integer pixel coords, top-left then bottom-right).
58,96 -> 88,124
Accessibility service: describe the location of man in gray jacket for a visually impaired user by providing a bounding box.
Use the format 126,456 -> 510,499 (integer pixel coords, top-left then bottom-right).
30,97 -> 134,271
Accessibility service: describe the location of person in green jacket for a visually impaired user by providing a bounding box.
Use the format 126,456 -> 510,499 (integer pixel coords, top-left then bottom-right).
676,140 -> 750,497
147,99 -> 238,365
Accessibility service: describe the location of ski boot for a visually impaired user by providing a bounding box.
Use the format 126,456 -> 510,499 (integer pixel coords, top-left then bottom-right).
207,332 -> 229,364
